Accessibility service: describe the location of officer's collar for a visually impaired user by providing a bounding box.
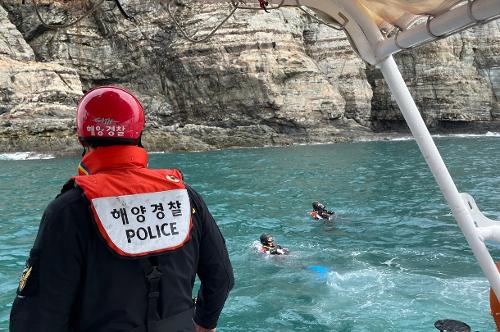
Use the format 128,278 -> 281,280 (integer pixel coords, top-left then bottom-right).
78,145 -> 148,175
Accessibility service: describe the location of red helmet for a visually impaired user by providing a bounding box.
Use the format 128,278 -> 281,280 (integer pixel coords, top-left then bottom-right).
76,86 -> 144,145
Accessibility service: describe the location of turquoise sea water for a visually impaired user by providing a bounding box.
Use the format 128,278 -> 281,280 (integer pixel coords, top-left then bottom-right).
1,136 -> 500,331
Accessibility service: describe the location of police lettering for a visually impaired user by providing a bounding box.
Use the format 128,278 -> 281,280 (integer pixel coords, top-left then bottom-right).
125,222 -> 179,243
168,200 -> 182,217
110,208 -> 129,225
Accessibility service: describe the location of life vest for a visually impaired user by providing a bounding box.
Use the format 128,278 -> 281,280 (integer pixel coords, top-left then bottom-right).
261,244 -> 287,255
310,211 -> 320,220
261,245 -> 273,254
73,146 -> 192,258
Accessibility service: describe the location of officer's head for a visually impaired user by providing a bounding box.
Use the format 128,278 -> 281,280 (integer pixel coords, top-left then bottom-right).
76,86 -> 144,148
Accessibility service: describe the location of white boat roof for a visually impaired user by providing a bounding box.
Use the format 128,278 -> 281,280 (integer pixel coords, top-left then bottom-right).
358,0 -> 466,30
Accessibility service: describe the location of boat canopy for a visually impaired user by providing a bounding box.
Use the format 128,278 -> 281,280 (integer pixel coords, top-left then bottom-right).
359,0 -> 478,31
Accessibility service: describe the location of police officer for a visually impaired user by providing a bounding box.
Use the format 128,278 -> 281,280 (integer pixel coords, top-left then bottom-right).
10,86 -> 234,332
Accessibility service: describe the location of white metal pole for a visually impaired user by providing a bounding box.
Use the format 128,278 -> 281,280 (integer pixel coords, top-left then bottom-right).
378,55 -> 500,298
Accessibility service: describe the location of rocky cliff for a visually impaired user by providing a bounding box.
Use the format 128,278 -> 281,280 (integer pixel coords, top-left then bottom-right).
0,0 -> 499,154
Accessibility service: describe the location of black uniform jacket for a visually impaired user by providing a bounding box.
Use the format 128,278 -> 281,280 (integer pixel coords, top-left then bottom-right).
10,183 -> 234,332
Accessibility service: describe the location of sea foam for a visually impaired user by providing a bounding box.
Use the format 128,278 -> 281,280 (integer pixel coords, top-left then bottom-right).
0,152 -> 55,160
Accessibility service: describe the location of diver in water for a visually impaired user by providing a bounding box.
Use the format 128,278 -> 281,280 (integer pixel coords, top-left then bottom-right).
310,201 -> 335,221
434,319 -> 471,332
259,234 -> 289,255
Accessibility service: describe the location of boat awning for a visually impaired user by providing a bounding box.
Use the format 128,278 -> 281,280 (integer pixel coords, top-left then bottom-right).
359,0 -> 464,32
355,0 -> 500,62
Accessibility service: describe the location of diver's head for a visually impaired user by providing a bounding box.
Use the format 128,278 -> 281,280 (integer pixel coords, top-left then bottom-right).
312,201 -> 325,211
260,233 -> 274,246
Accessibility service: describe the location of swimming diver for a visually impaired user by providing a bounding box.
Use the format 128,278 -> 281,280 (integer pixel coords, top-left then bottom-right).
259,233 -> 289,255
434,319 -> 471,332
310,201 -> 335,221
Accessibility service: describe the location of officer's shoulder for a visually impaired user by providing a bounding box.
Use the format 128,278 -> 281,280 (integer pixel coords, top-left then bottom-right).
185,184 -> 202,201
46,181 -> 87,215
31,182 -> 90,239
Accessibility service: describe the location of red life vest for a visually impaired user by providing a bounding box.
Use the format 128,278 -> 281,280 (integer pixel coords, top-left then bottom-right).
310,211 -> 320,220
73,146 -> 192,258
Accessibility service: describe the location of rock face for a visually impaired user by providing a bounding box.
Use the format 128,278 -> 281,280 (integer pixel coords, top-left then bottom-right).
370,25 -> 500,131
0,1 -> 499,154
0,4 -> 83,152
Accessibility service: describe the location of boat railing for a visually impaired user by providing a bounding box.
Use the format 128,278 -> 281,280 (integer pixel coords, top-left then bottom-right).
462,193 -> 500,243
